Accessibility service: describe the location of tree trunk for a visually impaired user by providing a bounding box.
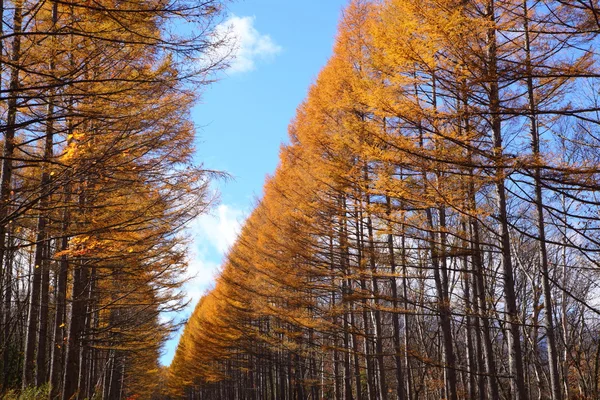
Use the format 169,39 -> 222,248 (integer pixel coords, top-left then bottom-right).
521,2 -> 561,398
62,256 -> 89,399
386,196 -> 406,400
486,1 -> 527,398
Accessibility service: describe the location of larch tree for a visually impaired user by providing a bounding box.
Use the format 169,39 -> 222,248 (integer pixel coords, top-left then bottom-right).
0,0 -> 229,398
167,0 -> 600,400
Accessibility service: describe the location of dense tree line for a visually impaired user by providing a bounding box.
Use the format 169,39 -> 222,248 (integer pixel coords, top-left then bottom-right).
168,0 -> 600,399
0,0 -> 227,398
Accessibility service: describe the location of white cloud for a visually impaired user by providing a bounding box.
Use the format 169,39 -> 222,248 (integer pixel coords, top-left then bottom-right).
161,204 -> 246,365
183,204 -> 245,304
212,15 -> 282,73
189,204 -> 245,255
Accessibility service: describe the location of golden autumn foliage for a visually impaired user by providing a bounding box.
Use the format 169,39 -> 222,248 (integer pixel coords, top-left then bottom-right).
168,1 -> 600,400
0,0 -> 227,398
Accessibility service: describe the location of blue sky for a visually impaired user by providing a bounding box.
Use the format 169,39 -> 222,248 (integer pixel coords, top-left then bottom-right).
161,0 -> 349,365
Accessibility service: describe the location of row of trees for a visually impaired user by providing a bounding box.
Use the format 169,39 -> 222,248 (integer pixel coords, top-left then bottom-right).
168,0 -> 600,399
0,0 -> 227,398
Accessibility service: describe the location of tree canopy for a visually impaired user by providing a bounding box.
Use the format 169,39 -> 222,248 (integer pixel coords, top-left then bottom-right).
168,1 -> 600,400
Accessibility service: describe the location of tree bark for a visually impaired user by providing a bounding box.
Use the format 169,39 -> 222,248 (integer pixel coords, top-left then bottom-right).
486,1 -> 528,398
